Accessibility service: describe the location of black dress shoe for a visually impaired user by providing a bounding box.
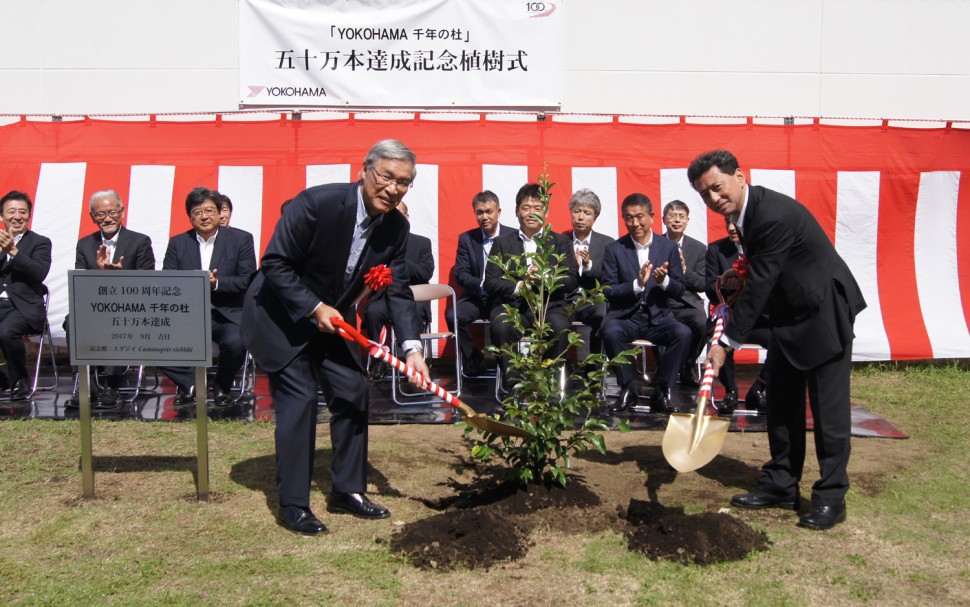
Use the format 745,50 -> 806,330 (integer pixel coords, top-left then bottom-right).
745,385 -> 768,412
679,365 -> 701,387
463,357 -> 487,377
212,388 -> 234,407
326,492 -> 390,519
276,505 -> 328,536
174,386 -> 196,406
9,379 -> 31,401
94,387 -> 122,409
718,389 -> 738,415
649,387 -> 674,414
797,501 -> 846,531
610,384 -> 639,414
731,490 -> 800,511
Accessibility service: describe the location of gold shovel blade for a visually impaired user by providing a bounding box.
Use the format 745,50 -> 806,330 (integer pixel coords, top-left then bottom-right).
662,412 -> 731,473
455,402 -> 534,439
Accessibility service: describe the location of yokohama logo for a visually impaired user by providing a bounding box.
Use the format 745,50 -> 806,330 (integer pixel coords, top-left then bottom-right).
247,85 -> 327,98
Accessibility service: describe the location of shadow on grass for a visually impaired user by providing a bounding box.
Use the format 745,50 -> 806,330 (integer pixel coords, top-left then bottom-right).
577,443 -> 762,503
89,454 -> 197,474
228,448 -> 404,516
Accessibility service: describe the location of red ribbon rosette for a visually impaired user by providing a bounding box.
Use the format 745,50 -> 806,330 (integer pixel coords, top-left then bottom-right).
364,264 -> 393,293
732,254 -> 749,283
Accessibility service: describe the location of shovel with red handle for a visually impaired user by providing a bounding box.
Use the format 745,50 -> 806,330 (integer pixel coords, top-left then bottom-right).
331,317 -> 534,439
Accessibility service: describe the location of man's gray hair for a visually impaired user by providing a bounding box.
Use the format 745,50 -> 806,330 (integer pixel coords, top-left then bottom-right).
568,188 -> 601,217
89,189 -> 123,213
364,139 -> 417,179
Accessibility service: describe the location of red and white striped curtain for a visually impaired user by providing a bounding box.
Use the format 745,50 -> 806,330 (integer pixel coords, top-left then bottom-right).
2,116 -> 969,361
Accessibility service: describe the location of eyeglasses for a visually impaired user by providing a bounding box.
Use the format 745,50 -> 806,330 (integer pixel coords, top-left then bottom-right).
370,167 -> 413,190
190,207 -> 220,219
92,209 -> 122,221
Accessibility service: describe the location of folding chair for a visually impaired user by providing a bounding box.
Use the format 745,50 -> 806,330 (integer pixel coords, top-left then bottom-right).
460,319 -> 497,379
17,288 -> 58,400
390,283 -> 460,406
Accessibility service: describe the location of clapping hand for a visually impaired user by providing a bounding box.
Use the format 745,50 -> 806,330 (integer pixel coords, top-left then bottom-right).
96,244 -> 124,270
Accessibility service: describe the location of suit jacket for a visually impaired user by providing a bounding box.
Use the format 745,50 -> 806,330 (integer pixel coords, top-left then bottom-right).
665,233 -> 706,311
241,182 -> 420,372
452,224 -> 516,303
368,231 -> 434,321
483,230 -> 579,315
163,227 -> 257,325
0,230 -> 52,333
75,226 -> 155,270
561,229 -> 615,297
728,185 -> 866,369
705,235 -> 741,304
601,232 -> 685,324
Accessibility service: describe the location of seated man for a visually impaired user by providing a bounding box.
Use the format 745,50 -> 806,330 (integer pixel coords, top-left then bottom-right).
0,191 -> 52,401
67,189 -> 156,408
361,201 -> 434,378
160,186 -> 257,406
662,200 -> 708,386
562,188 -> 614,356
215,191 -> 233,227
601,193 -> 691,414
447,190 -> 515,376
484,183 -> 578,394
705,217 -> 771,413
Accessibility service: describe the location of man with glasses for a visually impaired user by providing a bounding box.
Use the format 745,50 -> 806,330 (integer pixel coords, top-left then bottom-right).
242,140 -> 428,536
159,186 -> 256,407
67,189 -> 155,409
662,200 -> 708,387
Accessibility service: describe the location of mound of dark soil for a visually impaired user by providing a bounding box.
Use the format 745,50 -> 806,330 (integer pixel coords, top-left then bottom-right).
388,476 -> 769,571
628,511 -> 770,565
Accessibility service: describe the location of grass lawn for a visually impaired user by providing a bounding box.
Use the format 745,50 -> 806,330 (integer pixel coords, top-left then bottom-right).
0,364 -> 967,607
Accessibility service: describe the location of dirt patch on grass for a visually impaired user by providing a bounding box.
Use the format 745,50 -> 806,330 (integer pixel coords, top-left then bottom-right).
388,452 -> 768,570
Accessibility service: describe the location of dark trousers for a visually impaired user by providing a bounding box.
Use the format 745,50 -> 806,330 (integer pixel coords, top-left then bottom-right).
670,304 -> 707,371
571,301 -> 607,355
159,315 -> 246,392
602,312 -> 691,391
272,334 -> 368,508
446,296 -> 488,365
757,340 -> 853,507
489,303 -> 571,377
0,299 -> 31,384
362,295 -> 430,349
714,324 -> 772,392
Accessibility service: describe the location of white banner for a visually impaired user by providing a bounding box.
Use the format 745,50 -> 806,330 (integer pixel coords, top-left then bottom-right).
239,0 -> 564,109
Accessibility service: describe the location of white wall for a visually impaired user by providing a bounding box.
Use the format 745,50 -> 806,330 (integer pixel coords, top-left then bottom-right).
1,0 -> 968,120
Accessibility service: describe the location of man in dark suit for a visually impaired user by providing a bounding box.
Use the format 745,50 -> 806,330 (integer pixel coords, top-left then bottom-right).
68,189 -> 155,408
600,193 -> 691,414
0,191 -> 51,401
563,188 -> 614,356
484,183 -> 578,395
160,186 -> 257,406
662,199 -> 708,386
446,190 -> 515,376
361,201 -> 434,378
241,140 -> 428,536
704,217 -> 771,413
690,149 -> 866,531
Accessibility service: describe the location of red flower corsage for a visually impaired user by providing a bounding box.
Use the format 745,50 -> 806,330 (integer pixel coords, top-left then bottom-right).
732,254 -> 749,283
364,264 -> 393,292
